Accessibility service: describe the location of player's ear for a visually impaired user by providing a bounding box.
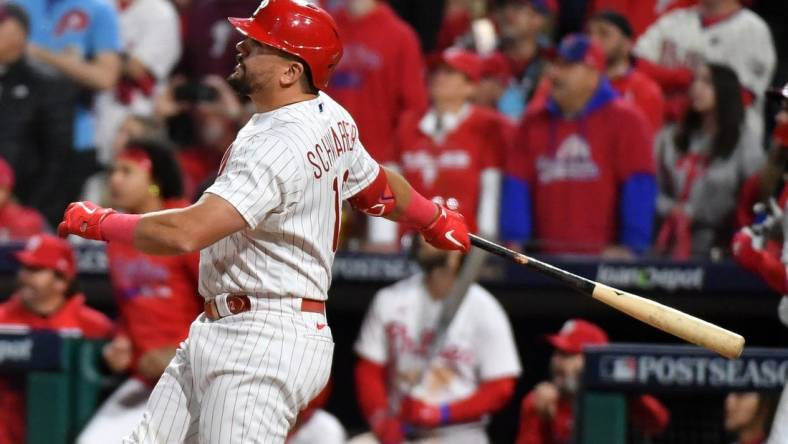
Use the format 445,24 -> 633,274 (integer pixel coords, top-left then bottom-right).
281,60 -> 305,89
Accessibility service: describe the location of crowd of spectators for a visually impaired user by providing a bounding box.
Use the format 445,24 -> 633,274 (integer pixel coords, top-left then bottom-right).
1,0 -> 786,261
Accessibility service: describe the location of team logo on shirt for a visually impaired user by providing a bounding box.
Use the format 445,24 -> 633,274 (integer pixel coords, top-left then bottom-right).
55,10 -> 90,36
536,135 -> 599,183
402,150 -> 471,187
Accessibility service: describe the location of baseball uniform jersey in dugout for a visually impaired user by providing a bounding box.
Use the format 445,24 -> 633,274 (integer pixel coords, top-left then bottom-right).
201,92 -> 379,301
355,274 -> 522,424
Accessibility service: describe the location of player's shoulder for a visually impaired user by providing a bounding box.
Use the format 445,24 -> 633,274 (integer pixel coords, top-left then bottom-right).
730,8 -> 770,32
466,283 -> 507,315
374,274 -> 422,307
655,6 -> 699,25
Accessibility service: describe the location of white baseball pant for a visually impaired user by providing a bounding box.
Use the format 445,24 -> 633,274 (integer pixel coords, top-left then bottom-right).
123,297 -> 334,444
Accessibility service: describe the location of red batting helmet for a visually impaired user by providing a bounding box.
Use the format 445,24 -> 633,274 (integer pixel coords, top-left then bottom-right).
228,0 -> 343,90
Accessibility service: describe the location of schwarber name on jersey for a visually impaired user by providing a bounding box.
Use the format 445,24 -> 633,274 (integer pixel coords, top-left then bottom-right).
201,92 -> 379,301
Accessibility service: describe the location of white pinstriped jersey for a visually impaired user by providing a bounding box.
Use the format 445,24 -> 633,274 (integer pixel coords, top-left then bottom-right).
200,92 -> 379,301
634,7 -> 776,138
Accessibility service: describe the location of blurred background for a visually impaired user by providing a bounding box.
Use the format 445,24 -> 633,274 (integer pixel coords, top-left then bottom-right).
0,0 -> 787,443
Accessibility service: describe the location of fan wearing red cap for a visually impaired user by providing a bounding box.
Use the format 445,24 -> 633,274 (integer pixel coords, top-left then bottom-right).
501,33 -> 656,257
515,319 -> 669,444
58,1 -> 470,442
0,156 -> 46,241
0,234 -> 113,444
367,49 -> 513,246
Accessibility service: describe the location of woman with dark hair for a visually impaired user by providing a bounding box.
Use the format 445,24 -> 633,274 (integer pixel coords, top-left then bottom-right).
77,138 -> 202,443
724,391 -> 778,444
654,63 -> 764,258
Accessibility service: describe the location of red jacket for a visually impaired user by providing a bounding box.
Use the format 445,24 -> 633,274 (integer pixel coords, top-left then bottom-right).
326,3 -> 428,164
396,106 -> 511,232
507,80 -> 655,254
609,68 -> 665,135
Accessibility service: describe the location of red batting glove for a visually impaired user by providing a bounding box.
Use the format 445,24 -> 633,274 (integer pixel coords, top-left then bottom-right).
400,397 -> 448,428
370,415 -> 405,444
419,205 -> 470,252
57,201 -> 116,241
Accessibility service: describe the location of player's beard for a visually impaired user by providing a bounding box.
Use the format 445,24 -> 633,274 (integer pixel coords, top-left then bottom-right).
228,64 -> 253,96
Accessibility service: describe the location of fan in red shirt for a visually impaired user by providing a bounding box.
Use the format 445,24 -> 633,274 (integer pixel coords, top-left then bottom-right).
0,234 -> 114,444
325,0 -> 429,165
588,11 -> 665,134
0,157 -> 46,241
515,320 -> 670,444
501,34 -> 656,257
77,139 -> 202,444
374,49 -> 510,246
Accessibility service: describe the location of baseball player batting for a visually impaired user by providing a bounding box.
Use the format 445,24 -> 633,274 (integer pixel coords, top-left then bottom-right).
57,1 -> 471,442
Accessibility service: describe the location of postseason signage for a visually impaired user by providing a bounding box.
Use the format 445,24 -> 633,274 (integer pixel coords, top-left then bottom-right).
0,331 -> 64,372
584,344 -> 788,392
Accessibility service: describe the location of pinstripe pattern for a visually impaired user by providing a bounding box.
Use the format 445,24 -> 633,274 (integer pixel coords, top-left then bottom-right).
199,92 -> 379,302
124,92 -> 374,443
125,299 -> 334,444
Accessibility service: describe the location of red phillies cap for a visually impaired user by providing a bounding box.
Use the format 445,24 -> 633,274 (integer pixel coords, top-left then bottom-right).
15,234 -> 77,279
441,48 -> 484,82
0,157 -> 15,190
546,319 -> 608,353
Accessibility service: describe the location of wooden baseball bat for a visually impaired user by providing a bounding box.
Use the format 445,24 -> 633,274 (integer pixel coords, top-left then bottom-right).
469,234 -> 745,359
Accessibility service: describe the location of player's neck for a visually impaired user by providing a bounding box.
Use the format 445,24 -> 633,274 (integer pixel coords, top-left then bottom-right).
250,90 -> 318,114
701,0 -> 739,18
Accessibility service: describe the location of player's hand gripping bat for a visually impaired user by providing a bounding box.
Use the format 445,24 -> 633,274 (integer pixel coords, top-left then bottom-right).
469,234 -> 745,359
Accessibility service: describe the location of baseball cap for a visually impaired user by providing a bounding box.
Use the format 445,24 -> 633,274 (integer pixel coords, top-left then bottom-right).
0,3 -> 30,34
590,10 -> 634,39
481,52 -> 513,84
440,48 -> 484,82
0,157 -> 14,190
549,34 -> 607,73
15,234 -> 77,280
546,319 -> 608,354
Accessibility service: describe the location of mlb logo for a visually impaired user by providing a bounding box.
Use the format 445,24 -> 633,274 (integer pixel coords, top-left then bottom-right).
601,356 -> 637,382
